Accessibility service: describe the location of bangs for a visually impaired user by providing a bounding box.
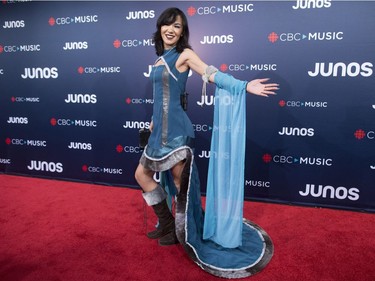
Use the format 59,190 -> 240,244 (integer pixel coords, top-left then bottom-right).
159,12 -> 178,26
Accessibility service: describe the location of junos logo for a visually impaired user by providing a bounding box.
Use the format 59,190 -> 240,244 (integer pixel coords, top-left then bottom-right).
3,20 -> 25,28
299,184 -> 359,201
21,67 -> 58,79
292,0 -> 332,9
125,10 -> 155,20
197,94 -> 233,106
65,94 -> 97,104
123,121 -> 150,129
198,150 -> 228,159
63,41 -> 88,50
27,160 -> 63,173
279,127 -> 314,137
68,142 -> 92,150
200,35 -> 233,45
7,117 -> 28,124
308,62 -> 373,77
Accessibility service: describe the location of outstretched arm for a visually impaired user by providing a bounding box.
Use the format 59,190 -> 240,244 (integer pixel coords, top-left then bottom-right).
178,48 -> 278,97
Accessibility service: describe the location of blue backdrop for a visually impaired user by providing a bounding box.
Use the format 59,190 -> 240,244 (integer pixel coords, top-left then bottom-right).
1,0 -> 374,212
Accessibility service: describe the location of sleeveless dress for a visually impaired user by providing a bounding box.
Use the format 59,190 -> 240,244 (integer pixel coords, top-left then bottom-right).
140,48 -> 273,279
140,47 -> 193,171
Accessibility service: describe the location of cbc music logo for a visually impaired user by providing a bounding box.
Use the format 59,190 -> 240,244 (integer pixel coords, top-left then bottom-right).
245,180 -> 271,188
77,66 -> 121,74
11,96 -> 40,103
65,94 -> 97,104
5,138 -> 47,147
50,118 -> 97,127
27,160 -> 63,173
21,67 -> 58,79
219,63 -> 277,72
0,158 -> 11,165
299,184 -> 359,201
113,38 -> 154,48
193,124 -> 212,132
125,97 -> 153,105
82,164 -> 123,175
0,44 -> 41,54
262,153 -> 333,166
354,129 -> 374,140
268,31 -> 343,43
3,20 -> 25,29
123,121 -> 150,130
308,62 -> 373,77
116,144 -> 141,154
2,0 -> 32,4
125,10 -> 155,20
279,100 -> 328,108
292,0 -> 332,10
187,4 -> 254,16
48,15 -> 98,26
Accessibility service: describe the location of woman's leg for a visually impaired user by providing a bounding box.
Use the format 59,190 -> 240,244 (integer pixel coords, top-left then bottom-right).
134,163 -> 156,192
171,160 -> 186,191
134,163 -> 178,245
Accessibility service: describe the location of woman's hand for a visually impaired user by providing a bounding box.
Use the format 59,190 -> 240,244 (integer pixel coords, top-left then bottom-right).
246,78 -> 279,97
149,120 -> 154,132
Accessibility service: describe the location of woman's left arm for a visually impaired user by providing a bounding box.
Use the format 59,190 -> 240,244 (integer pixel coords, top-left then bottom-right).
180,49 -> 279,97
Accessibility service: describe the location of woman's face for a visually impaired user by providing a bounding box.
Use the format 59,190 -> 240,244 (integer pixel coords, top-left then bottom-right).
160,15 -> 183,49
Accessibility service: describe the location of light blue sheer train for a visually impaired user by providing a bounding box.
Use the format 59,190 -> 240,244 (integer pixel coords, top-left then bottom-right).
203,71 -> 247,248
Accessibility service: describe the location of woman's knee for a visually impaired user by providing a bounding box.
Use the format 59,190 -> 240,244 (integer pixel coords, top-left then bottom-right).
135,164 -> 153,185
134,164 -> 144,184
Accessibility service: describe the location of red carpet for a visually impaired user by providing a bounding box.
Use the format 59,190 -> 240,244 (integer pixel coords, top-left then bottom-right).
0,174 -> 374,281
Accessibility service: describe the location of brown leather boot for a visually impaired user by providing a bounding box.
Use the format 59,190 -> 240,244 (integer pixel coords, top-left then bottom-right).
149,199 -> 178,246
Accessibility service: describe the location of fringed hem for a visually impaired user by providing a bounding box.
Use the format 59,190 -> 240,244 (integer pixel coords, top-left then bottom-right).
140,145 -> 189,172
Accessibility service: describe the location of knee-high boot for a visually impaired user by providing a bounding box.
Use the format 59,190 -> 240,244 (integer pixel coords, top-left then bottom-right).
142,185 -> 178,246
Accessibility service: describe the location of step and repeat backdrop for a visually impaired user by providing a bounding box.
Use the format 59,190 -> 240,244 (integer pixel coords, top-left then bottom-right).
1,1 -> 374,212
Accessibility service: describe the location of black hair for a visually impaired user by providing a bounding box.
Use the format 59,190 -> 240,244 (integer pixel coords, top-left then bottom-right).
153,7 -> 192,56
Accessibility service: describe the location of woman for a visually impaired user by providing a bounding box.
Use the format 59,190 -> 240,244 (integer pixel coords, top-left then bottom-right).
135,7 -> 276,278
